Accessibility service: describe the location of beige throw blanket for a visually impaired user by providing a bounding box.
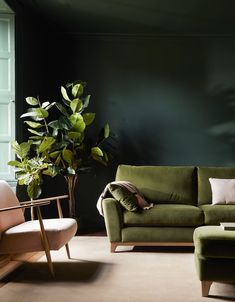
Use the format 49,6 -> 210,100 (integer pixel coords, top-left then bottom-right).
97,181 -> 153,216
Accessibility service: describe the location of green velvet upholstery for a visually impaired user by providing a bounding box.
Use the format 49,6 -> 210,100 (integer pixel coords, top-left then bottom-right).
200,204 -> 235,225
194,226 -> 235,258
122,227 -> 195,242
198,167 -> 235,205
102,165 -> 235,250
116,165 -> 197,205
124,204 -> 203,227
102,198 -> 123,242
194,226 -> 235,283
108,184 -> 139,211
194,254 -> 235,282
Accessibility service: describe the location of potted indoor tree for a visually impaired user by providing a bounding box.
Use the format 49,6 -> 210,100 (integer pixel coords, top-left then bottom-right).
8,80 -> 111,218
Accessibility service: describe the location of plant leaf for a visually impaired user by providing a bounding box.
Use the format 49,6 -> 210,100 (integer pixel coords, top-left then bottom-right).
49,150 -> 61,159
104,123 -> 110,138
41,101 -> 50,108
91,154 -> 107,166
62,149 -> 73,165
29,135 -> 44,140
67,167 -> 76,175
12,141 -> 32,159
25,96 -> 39,106
103,151 -> 109,162
83,113 -> 95,126
42,165 -> 59,177
27,128 -> 44,136
91,146 -> 103,157
20,110 -> 37,119
72,83 -> 83,98
70,113 -> 86,132
49,116 -> 72,131
37,137 -> 56,154
24,121 -> 43,128
83,95 -> 90,109
55,154 -> 61,165
56,102 -> 70,116
61,86 -> 70,101
68,131 -> 82,142
27,181 -> 42,199
48,120 -> 60,129
8,160 -> 22,167
18,173 -> 31,185
70,98 -> 83,113
35,108 -> 49,119
45,102 -> 56,111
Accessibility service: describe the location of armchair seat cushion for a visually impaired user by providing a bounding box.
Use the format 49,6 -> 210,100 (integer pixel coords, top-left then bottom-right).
123,204 -> 204,227
0,218 -> 77,254
200,204 -> 235,225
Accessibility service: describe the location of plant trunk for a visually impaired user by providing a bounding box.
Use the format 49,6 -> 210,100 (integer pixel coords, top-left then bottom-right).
65,174 -> 78,218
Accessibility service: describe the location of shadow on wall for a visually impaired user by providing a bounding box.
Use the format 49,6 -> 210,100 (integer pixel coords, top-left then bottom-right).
207,86 -> 235,166
117,129 -> 161,165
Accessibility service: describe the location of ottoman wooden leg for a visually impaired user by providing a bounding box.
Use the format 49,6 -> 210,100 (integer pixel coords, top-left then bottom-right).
201,281 -> 212,297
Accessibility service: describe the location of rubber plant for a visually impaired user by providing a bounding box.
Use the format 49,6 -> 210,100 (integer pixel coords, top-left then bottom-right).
8,80 -> 111,218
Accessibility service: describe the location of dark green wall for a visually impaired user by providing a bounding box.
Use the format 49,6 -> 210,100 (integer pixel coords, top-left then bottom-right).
9,1 -> 235,232
50,34 -> 235,232
57,34 -> 235,232
70,34 -> 235,167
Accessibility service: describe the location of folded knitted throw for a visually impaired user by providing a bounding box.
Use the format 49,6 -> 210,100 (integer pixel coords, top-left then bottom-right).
97,181 -> 153,216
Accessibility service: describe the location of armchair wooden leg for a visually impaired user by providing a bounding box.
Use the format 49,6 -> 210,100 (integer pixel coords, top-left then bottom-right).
36,206 -> 55,277
43,242 -> 54,277
65,243 -> 71,259
201,281 -> 212,297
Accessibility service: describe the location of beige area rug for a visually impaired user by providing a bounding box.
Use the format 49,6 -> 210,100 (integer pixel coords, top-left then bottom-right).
1,236 -> 235,302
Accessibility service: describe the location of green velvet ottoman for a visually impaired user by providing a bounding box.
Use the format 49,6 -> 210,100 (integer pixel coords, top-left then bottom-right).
193,226 -> 235,297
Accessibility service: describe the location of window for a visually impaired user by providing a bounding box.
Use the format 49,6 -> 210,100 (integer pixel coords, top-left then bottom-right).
0,13 -> 15,182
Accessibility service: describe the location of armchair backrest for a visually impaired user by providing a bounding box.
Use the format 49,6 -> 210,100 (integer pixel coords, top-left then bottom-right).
0,180 -> 25,233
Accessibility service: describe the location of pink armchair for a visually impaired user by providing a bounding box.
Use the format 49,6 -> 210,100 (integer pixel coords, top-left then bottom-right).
0,180 -> 77,276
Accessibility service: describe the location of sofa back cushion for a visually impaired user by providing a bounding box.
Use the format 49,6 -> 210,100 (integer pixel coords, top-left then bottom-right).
116,165 -> 197,205
198,167 -> 235,205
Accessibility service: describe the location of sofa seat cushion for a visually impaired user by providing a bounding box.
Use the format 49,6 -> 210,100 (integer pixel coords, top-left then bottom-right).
123,204 -> 204,227
116,165 -> 197,205
200,204 -> 235,225
194,226 -> 235,258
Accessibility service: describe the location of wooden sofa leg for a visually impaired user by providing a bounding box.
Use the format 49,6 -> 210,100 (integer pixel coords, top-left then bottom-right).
111,243 -> 118,253
201,281 -> 212,297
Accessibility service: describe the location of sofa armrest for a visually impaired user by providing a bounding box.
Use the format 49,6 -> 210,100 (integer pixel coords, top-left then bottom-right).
102,198 -> 123,242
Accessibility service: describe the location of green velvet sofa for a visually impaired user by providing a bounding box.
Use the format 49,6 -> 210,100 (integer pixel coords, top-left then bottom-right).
102,165 -> 235,252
